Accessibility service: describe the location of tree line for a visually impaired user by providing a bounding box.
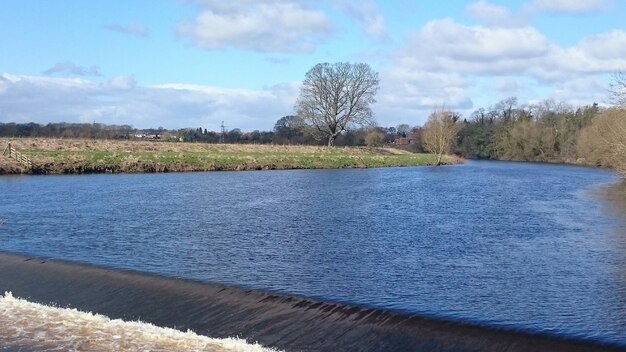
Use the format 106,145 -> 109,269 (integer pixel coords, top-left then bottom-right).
0,122 -> 135,139
1,101 -> 624,175
0,119 -> 415,147
452,97 -> 625,176
1,62 -> 623,176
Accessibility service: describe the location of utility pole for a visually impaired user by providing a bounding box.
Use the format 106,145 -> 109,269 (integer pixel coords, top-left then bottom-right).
219,121 -> 226,143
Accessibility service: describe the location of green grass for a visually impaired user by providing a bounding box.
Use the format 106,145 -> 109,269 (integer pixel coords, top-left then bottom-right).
0,138 -> 461,174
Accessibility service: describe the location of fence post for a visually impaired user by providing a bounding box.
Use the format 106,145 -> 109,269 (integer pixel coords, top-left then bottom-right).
3,143 -> 33,169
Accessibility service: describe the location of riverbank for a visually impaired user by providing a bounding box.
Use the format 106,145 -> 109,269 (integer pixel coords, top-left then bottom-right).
0,138 -> 461,175
0,252 -> 622,352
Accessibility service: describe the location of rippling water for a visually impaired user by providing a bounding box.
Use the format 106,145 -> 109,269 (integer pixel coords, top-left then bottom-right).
0,160 -> 625,344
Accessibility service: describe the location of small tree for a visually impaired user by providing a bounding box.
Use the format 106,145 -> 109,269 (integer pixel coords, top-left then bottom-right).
365,130 -> 384,147
273,115 -> 304,144
423,108 -> 462,165
296,62 -> 380,147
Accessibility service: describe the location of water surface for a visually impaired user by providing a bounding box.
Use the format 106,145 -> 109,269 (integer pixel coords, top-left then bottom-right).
0,161 -> 625,344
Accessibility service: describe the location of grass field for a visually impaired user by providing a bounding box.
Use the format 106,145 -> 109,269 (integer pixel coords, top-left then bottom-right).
0,138 -> 462,175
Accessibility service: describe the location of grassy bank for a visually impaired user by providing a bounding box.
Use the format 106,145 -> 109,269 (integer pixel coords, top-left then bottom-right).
0,138 -> 461,175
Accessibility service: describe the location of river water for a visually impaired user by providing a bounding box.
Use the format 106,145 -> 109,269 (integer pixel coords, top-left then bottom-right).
0,160 -> 625,345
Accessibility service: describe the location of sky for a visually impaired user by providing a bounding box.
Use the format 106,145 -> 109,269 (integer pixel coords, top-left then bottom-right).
1,0 -> 625,131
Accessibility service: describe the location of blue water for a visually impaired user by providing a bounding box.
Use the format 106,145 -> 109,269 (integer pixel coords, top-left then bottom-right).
1,160 -> 625,343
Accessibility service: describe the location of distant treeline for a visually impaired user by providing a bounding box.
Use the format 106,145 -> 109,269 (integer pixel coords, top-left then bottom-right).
0,122 -> 136,140
1,97 -> 624,176
0,119 -> 407,147
451,98 -> 625,176
455,98 -> 598,162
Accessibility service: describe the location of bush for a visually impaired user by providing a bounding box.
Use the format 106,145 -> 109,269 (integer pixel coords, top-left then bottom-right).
364,131 -> 384,147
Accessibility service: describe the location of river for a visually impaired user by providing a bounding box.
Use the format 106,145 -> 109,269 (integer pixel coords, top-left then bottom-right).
0,160 -> 625,346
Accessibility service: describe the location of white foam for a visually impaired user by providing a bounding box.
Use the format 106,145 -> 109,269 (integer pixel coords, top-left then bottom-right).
0,292 -> 281,352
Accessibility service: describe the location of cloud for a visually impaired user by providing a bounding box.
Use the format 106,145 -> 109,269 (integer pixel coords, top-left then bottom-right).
371,68 -> 474,127
376,17 -> 626,125
574,29 -> 626,60
465,1 -> 524,27
0,73 -> 298,130
524,0 -> 609,14
108,75 -> 136,90
335,0 -> 388,40
396,19 -> 552,75
548,77 -> 608,104
105,23 -> 149,38
176,1 -> 332,52
395,19 -> 626,80
464,0 -> 610,29
42,62 -> 102,77
380,69 -> 472,109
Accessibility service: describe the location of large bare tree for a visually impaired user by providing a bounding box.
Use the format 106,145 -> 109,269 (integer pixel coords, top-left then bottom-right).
423,108 -> 462,165
296,62 -> 379,147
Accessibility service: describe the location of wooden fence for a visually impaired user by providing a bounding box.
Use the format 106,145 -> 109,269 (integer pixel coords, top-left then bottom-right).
2,143 -> 33,168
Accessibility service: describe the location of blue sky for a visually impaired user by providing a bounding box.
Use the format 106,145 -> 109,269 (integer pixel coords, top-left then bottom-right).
1,0 -> 625,131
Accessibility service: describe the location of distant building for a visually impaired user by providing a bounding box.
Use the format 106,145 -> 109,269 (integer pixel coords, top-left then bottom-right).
134,133 -> 160,140
394,137 -> 417,145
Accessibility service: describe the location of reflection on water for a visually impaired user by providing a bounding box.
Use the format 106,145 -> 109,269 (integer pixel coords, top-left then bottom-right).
0,161 -> 625,344
593,181 -> 626,217
588,181 -> 626,334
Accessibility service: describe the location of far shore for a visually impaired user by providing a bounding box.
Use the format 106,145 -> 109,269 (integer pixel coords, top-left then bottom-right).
0,137 -> 462,175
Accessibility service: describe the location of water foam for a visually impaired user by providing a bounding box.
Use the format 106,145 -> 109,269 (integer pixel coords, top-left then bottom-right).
0,292 -> 280,352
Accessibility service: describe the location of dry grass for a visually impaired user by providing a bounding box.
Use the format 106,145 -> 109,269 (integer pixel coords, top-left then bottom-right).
0,138 -> 461,175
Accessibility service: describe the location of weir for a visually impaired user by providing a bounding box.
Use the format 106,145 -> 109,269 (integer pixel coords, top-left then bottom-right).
0,252 -> 623,352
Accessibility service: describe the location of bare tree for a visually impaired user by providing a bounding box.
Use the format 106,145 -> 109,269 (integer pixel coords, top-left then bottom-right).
609,72 -> 626,107
296,62 -> 379,147
423,108 -> 462,165
494,96 -> 518,121
396,124 -> 411,137
578,108 -> 626,178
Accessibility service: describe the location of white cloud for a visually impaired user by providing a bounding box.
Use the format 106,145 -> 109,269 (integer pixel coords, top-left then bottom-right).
105,23 -> 149,38
176,1 -> 332,52
465,1 -> 524,27
372,69 -> 473,127
43,62 -> 102,77
335,0 -> 388,40
464,0 -> 610,28
108,75 -> 136,90
381,69 -> 471,108
549,77 -> 608,104
397,19 -> 552,74
395,19 -> 626,80
574,30 -> 626,60
525,0 -> 609,14
0,73 -> 298,130
378,17 -> 626,125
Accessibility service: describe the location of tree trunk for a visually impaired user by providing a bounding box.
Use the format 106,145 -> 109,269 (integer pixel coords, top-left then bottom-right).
436,152 -> 443,166
328,135 -> 336,147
